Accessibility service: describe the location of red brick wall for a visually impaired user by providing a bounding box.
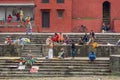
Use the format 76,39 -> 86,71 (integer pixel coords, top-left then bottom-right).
113,20 -> 120,32
72,0 -> 120,33
1,0 -> 120,32
34,0 -> 72,32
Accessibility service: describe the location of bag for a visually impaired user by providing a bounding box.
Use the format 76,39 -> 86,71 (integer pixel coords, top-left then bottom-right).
30,66 -> 39,73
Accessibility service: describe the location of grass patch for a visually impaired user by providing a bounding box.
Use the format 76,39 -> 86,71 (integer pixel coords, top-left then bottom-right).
111,72 -> 120,76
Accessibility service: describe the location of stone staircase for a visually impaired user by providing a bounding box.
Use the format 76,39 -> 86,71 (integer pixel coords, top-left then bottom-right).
0,33 -> 120,57
0,33 -> 120,44
0,57 -> 110,77
22,44 -> 43,57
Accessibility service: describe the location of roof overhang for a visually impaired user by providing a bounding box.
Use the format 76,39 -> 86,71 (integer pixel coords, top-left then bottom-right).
0,3 -> 35,7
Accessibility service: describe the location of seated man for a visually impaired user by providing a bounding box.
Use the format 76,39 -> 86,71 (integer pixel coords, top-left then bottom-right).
88,51 -> 96,62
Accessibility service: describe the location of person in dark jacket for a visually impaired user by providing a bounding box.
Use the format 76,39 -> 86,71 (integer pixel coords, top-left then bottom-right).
71,40 -> 76,59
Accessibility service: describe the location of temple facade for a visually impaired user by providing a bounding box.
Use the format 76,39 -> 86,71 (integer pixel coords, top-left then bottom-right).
0,0 -> 120,32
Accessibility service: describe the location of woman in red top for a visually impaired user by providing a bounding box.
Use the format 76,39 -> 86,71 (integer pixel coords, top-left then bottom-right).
52,33 -> 59,42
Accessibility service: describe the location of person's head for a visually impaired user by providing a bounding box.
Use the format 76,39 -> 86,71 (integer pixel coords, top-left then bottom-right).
61,48 -> 64,51
59,32 -> 62,34
9,14 -> 11,16
81,25 -> 84,27
48,36 -> 51,38
91,30 -> 93,32
91,51 -> 94,54
55,32 -> 57,35
65,35 -> 68,38
28,16 -> 30,18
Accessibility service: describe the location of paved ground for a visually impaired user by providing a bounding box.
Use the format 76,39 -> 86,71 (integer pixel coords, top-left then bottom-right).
0,76 -> 120,80
0,57 -> 109,60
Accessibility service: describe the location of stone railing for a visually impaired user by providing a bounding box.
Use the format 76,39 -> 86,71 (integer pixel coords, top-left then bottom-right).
42,45 -> 120,57
0,44 -> 120,57
0,44 -> 22,57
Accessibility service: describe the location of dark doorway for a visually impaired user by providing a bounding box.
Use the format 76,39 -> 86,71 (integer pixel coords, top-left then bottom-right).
42,11 -> 50,28
103,1 -> 110,25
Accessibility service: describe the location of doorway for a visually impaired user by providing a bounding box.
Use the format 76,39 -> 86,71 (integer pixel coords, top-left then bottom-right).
103,1 -> 110,25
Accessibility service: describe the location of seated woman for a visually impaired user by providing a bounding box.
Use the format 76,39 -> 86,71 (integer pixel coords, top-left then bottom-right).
58,48 -> 64,59
88,51 -> 96,62
8,14 -> 12,22
64,35 -> 70,45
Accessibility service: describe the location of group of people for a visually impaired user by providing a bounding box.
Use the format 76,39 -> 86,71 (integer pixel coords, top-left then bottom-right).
46,32 -> 64,59
78,30 -> 95,45
7,8 -> 23,22
7,8 -> 32,35
45,31 -> 97,63
4,36 -> 31,46
46,32 -> 69,45
101,23 -> 110,33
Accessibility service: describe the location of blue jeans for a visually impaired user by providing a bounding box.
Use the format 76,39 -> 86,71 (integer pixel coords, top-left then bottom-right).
26,28 -> 32,35
71,48 -> 75,57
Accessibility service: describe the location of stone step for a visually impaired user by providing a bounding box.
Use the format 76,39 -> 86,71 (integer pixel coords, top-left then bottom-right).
0,57 -> 110,76
0,61 -> 109,64
0,68 -> 110,71
0,69 -> 110,73
0,64 -> 109,68
0,72 -> 110,77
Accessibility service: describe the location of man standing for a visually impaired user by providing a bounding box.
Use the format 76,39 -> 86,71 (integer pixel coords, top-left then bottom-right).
25,16 -> 32,35
71,40 -> 76,59
20,8 -> 24,23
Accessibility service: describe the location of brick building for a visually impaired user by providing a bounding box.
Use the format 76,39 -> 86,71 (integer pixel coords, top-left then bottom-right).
0,0 -> 120,32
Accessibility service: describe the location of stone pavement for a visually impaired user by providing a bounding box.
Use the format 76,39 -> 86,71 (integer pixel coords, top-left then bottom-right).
0,76 -> 120,80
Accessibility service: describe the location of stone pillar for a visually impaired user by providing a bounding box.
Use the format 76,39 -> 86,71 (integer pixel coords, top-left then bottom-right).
110,55 -> 120,74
